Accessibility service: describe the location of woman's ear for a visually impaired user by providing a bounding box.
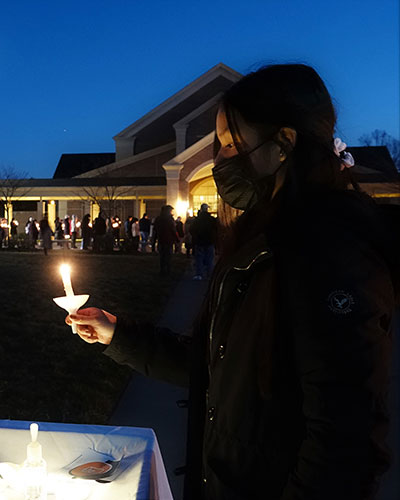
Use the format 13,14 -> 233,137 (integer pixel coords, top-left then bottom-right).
279,127 -> 297,150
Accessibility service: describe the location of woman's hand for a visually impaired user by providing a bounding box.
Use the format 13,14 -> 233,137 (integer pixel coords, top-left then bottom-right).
66,307 -> 117,345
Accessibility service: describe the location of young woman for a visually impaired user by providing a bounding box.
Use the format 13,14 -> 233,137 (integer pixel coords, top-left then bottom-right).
67,64 -> 399,500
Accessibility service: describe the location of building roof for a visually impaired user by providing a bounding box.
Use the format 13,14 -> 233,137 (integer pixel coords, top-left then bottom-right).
349,146 -> 399,183
16,177 -> 166,188
53,153 -> 116,179
114,63 -> 241,154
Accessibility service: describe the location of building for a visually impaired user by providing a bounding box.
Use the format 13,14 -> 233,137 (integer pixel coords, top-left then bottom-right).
1,63 -> 399,229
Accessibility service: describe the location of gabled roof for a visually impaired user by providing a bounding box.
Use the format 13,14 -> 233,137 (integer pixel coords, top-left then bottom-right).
53,153 -> 116,179
76,142 -> 175,178
349,146 -> 399,183
114,63 -> 241,153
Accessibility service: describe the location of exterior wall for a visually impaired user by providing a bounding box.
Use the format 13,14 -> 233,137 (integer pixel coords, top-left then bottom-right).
179,143 -> 214,202
115,137 -> 135,161
145,199 -> 167,220
186,104 -> 218,148
108,148 -> 175,178
66,200 -> 87,219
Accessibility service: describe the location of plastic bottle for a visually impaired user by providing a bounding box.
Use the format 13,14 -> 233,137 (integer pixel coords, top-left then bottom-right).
22,423 -> 47,500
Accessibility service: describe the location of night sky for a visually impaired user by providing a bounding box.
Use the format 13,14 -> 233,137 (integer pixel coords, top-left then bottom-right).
0,0 -> 398,179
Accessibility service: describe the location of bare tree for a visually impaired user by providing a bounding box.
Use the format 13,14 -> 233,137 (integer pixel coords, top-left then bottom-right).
0,165 -> 31,222
359,129 -> 400,170
77,167 -> 134,218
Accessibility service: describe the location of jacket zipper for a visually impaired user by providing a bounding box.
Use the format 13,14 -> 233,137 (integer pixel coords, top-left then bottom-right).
207,249 -> 272,389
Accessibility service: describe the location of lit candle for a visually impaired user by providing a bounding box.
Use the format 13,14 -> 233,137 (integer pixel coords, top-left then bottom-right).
60,264 -> 74,297
54,264 -> 89,334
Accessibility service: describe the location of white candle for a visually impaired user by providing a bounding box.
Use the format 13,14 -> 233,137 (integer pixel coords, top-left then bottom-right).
60,264 -> 74,297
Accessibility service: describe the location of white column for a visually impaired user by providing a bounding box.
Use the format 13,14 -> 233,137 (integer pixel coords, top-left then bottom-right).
48,202 -> 56,231
91,202 -> 100,221
163,162 -> 184,210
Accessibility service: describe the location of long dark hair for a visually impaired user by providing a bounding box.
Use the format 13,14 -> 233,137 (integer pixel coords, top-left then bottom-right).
214,63 -> 364,252
220,64 -> 360,194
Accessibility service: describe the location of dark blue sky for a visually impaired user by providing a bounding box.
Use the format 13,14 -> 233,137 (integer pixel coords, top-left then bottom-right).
1,0 -> 398,178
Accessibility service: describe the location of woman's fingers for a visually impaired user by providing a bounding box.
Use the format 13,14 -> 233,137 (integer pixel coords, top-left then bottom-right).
64,307 -> 116,345
70,314 -> 98,325
76,324 -> 99,343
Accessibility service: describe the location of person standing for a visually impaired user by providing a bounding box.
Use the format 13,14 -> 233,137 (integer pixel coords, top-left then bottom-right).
131,217 -> 140,252
112,216 -> 121,248
63,215 -> 71,241
81,214 -> 92,250
139,213 -> 151,252
154,205 -> 178,275
184,213 -> 195,258
10,218 -> 18,237
39,218 -> 53,256
174,216 -> 184,253
70,215 -> 78,248
190,203 -> 217,280
93,212 -> 106,253
9,218 -> 18,248
67,64 -> 399,500
54,217 -> 63,245
150,217 -> 157,252
28,217 -> 39,250
124,216 -> 133,251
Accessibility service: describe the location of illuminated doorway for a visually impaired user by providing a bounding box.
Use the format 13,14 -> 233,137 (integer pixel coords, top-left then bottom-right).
187,162 -> 218,216
190,176 -> 218,215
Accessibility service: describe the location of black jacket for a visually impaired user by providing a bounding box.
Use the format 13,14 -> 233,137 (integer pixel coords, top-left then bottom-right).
104,190 -> 397,500
190,212 -> 218,246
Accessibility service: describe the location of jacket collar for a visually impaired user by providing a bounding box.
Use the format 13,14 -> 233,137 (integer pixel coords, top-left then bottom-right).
228,232 -> 273,271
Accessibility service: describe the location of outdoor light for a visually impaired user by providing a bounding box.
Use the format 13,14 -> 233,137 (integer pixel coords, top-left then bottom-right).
176,199 -> 189,218
53,264 -> 89,334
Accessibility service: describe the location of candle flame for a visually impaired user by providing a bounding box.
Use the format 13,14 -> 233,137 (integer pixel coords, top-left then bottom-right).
60,264 -> 71,280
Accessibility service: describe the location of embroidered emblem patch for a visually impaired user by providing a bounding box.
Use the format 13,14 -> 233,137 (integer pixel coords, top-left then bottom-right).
327,290 -> 354,314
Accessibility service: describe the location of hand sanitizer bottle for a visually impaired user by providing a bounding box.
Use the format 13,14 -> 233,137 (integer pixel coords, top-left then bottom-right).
23,423 -> 47,500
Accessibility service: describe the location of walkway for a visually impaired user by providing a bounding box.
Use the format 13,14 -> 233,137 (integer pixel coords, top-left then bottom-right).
108,264 -> 208,500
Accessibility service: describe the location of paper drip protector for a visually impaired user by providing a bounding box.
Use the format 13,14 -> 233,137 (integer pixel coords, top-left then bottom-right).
53,295 -> 90,334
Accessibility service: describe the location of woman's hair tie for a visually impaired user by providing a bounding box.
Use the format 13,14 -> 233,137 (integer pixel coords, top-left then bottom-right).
333,137 -> 355,171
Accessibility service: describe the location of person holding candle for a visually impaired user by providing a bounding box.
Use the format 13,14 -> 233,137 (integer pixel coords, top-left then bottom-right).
66,64 -> 400,500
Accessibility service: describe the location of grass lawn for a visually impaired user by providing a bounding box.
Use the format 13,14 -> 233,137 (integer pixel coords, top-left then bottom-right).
0,250 -> 188,424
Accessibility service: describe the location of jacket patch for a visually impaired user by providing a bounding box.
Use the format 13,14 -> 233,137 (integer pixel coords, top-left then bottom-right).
327,290 -> 354,314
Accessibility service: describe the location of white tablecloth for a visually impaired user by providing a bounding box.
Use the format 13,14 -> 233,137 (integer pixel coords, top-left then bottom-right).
0,419 -> 173,500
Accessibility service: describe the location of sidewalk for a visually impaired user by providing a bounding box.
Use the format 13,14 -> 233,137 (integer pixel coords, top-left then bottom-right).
108,263 -> 209,500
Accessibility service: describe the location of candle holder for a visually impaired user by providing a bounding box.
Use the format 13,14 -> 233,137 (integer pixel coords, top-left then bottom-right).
53,295 -> 90,334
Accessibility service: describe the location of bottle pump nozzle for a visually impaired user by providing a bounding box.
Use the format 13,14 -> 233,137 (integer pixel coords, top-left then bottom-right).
27,423 -> 42,464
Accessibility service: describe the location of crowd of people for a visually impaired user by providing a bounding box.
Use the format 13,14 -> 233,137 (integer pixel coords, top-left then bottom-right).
0,208 -> 219,277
